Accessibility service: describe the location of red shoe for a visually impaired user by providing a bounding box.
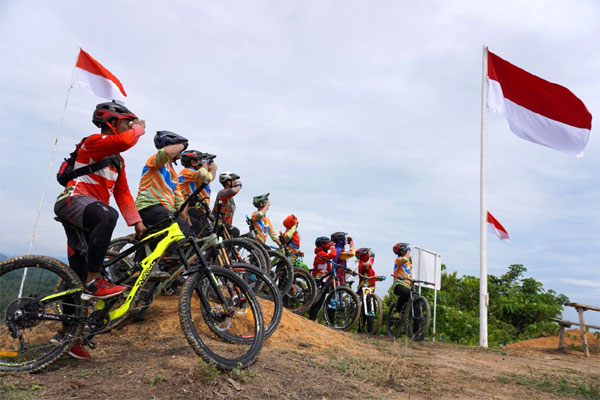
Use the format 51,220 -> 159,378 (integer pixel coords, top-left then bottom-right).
68,339 -> 91,360
83,278 -> 127,299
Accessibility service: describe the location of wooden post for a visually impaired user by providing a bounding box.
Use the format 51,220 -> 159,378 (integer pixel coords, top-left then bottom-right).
558,325 -> 566,349
576,306 -> 589,357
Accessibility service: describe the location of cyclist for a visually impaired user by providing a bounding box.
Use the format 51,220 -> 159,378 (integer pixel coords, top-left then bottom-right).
280,214 -> 304,265
331,232 -> 355,286
177,150 -> 217,234
250,193 -> 282,247
391,242 -> 412,313
311,236 -> 336,278
53,100 -> 146,359
213,171 -> 242,237
356,248 -> 377,289
308,236 -> 337,320
135,131 -> 190,235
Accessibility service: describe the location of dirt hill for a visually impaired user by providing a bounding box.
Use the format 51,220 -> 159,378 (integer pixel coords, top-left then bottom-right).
1,296 -> 598,400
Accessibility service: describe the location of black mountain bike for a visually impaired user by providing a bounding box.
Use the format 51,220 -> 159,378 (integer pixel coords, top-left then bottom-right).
0,185 -> 264,372
386,278 -> 432,342
310,257 -> 360,331
277,234 -> 317,315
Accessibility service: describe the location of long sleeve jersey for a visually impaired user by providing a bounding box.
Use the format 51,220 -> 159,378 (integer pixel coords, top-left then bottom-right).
135,148 -> 185,212
63,129 -> 142,225
251,211 -> 279,244
312,246 -> 337,277
393,256 -> 412,289
358,258 -> 377,289
213,182 -> 242,225
178,167 -> 214,207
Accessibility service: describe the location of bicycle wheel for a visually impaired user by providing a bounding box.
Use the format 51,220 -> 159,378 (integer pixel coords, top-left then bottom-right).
230,263 -> 282,340
0,256 -> 86,372
179,266 -> 264,370
386,301 -> 409,338
282,267 -> 317,315
266,250 -> 294,295
358,294 -> 383,335
221,238 -> 268,273
323,287 -> 360,330
407,296 -> 431,342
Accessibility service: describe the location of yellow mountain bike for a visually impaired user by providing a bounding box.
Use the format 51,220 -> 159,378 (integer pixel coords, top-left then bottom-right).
0,186 -> 264,372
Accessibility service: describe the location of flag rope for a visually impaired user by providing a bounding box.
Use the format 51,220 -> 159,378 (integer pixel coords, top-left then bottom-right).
19,49 -> 79,297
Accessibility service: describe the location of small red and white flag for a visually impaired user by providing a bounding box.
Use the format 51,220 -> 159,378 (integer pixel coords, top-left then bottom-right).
487,50 -> 592,158
487,212 -> 510,242
71,49 -> 127,102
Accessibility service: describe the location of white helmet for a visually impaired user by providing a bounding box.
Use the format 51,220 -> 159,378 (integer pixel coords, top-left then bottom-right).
219,171 -> 240,186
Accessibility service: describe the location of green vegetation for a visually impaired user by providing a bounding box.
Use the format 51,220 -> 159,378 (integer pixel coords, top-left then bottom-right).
381,264 -> 569,347
497,372 -> 599,399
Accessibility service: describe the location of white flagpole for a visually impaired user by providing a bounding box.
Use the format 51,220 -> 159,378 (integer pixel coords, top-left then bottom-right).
19,49 -> 79,297
479,45 -> 489,347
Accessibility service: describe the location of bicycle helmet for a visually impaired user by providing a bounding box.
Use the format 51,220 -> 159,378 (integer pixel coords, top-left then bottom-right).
92,100 -> 137,128
154,130 -> 189,150
252,193 -> 270,208
315,236 -> 330,247
330,232 -> 348,244
219,171 -> 240,186
180,150 -> 203,167
355,247 -> 371,261
393,242 -> 410,256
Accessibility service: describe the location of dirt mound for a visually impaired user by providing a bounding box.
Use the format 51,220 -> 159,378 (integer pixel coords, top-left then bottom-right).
506,329 -> 599,350
2,296 -> 599,400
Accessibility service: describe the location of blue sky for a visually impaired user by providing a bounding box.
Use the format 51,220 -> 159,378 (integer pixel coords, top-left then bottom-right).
1,0 -> 598,325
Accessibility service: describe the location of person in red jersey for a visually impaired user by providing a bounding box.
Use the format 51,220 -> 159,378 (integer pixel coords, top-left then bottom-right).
53,101 -> 146,359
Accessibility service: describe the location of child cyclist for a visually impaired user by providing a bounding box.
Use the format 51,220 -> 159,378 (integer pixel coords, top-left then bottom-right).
135,131 -> 190,235
53,101 -> 146,359
280,214 -> 306,269
177,149 -> 217,234
355,248 -> 379,290
391,242 -> 412,313
250,193 -> 282,247
308,236 -> 337,320
213,172 -> 242,237
330,232 -> 355,286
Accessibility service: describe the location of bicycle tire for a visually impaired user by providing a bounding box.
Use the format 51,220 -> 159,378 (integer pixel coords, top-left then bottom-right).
179,266 -> 264,370
0,255 -> 86,372
386,301 -> 410,338
358,294 -> 383,335
323,287 -> 360,331
265,249 -> 294,295
407,296 -> 431,342
229,263 -> 282,340
220,238 -> 268,273
282,267 -> 317,315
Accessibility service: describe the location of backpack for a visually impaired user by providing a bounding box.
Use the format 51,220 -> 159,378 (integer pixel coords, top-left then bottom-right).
57,137 -> 121,186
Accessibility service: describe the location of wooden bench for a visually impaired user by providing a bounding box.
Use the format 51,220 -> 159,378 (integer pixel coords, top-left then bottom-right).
549,302 -> 600,357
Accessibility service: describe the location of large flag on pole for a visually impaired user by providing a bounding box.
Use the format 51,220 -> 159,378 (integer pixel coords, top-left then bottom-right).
487,212 -> 510,241
487,50 -> 592,158
72,49 -> 127,102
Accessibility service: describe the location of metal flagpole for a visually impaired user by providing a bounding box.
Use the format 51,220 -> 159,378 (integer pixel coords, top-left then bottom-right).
18,49 -> 79,297
479,45 -> 489,347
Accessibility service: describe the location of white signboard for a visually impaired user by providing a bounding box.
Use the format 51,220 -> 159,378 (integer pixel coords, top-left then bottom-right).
411,246 -> 442,290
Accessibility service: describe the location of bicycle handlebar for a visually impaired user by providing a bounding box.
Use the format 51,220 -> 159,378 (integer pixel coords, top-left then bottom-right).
391,275 -> 434,287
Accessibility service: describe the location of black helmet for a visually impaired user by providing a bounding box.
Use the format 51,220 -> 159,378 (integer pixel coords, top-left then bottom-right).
180,150 -> 203,167
393,242 -> 410,255
92,100 -> 137,128
252,193 -> 270,208
219,171 -> 240,186
315,236 -> 331,247
355,247 -> 371,259
154,130 -> 189,150
330,232 -> 348,244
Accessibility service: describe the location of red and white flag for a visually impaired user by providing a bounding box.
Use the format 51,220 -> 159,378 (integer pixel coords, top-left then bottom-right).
487,212 -> 510,242
487,50 -> 592,158
71,49 -> 127,102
